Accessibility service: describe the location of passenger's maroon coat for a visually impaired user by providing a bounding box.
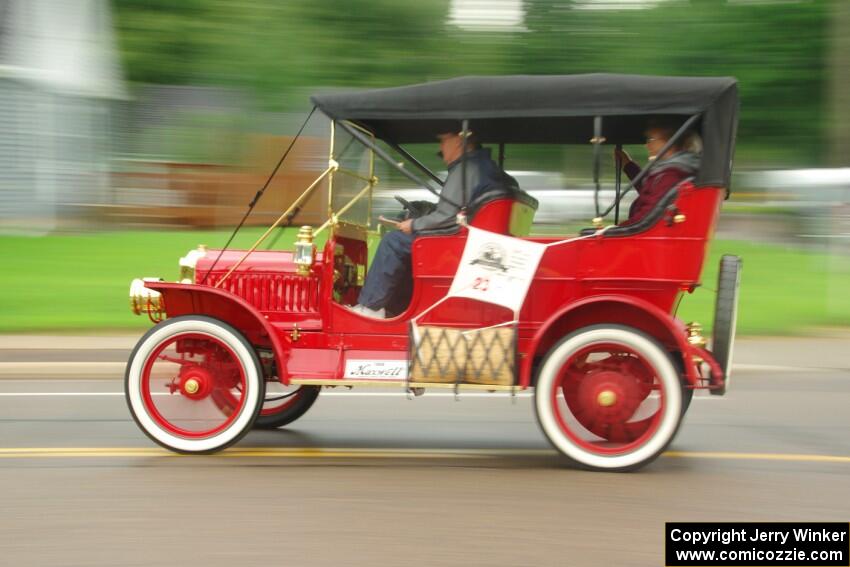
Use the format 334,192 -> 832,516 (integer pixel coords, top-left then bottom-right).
623,152 -> 699,225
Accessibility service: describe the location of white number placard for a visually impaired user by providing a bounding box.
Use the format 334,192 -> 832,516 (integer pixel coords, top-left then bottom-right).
447,226 -> 547,316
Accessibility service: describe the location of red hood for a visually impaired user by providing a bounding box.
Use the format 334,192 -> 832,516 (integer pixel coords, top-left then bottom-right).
195,249 -> 325,280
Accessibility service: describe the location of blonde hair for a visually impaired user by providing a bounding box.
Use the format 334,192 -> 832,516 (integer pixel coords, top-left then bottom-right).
683,131 -> 703,154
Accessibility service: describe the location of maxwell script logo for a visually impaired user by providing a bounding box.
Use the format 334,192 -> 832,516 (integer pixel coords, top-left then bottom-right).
469,243 -> 509,272
344,360 -> 408,379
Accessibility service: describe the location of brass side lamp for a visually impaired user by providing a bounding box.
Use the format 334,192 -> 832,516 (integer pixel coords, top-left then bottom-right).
294,226 -> 315,277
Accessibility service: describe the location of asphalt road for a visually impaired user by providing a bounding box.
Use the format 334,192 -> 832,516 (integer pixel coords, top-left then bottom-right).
0,336 -> 848,566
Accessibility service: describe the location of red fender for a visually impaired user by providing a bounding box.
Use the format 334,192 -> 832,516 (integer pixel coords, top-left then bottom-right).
520,294 -> 700,388
145,282 -> 290,384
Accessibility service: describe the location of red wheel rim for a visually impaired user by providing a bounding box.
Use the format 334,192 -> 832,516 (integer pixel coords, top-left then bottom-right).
260,385 -> 305,417
550,342 -> 665,456
140,333 -> 247,438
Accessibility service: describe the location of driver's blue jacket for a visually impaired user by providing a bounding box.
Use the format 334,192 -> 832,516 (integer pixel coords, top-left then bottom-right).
358,148 -> 510,316
411,148 -> 506,232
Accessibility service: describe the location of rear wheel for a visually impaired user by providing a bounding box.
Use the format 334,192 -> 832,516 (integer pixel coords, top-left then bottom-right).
711,255 -> 742,395
254,384 -> 320,429
681,384 -> 694,415
125,316 -> 264,453
673,356 -> 694,416
534,325 -> 683,472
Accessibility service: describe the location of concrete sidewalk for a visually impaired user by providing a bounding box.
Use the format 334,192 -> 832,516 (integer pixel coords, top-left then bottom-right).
731,332 -> 850,371
0,333 -> 144,378
1,330 -> 849,379
0,334 -> 144,350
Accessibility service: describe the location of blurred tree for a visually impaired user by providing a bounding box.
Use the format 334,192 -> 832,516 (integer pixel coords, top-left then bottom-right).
113,0 -> 451,107
111,0 -> 832,165
827,0 -> 850,167
111,0 -> 216,84
518,0 -> 828,164
294,0 -> 451,86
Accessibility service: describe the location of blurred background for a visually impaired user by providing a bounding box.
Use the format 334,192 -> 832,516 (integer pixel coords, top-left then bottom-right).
0,0 -> 848,334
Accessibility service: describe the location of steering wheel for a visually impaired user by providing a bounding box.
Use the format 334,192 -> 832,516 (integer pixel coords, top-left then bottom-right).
394,196 -> 435,220
395,196 -> 414,220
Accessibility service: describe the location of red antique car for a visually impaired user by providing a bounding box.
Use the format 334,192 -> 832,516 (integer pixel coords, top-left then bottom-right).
126,74 -> 741,471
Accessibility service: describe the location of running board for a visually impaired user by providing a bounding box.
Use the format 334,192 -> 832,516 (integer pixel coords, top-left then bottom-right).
289,378 -> 524,391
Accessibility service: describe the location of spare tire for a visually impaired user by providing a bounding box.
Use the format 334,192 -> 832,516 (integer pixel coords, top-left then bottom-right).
710,255 -> 742,395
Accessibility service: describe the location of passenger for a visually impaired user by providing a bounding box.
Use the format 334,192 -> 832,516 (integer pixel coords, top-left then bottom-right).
351,131 -> 516,319
614,120 -> 700,225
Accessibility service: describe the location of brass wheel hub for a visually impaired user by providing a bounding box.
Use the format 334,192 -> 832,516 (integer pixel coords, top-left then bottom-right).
597,390 -> 617,407
184,378 -> 200,395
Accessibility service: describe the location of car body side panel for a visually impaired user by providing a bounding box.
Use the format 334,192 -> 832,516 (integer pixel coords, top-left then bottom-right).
145,281 -> 292,382
519,294 -> 702,388
156,185 -> 723,386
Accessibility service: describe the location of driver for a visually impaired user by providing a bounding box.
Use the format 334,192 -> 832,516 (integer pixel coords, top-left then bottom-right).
614,119 -> 700,225
350,130 -> 517,319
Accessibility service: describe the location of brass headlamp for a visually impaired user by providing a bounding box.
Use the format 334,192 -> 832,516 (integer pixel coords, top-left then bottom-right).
179,244 -> 208,284
129,277 -> 165,320
294,225 -> 315,277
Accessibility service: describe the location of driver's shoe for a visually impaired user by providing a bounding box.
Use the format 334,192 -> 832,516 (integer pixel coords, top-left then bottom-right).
349,304 -> 386,319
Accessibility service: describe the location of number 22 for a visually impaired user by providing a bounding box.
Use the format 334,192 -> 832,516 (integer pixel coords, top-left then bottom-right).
472,277 -> 489,291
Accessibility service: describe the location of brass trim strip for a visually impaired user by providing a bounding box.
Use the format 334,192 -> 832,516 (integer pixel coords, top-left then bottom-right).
331,221 -> 368,241
341,120 -> 375,137
214,166 -> 334,288
328,120 -> 376,228
335,167 -> 374,184
314,181 -> 374,237
367,126 -> 374,226
328,120 -> 336,220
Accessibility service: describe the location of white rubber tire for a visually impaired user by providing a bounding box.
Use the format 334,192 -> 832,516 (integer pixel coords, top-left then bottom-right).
125,316 -> 263,453
534,325 -> 682,472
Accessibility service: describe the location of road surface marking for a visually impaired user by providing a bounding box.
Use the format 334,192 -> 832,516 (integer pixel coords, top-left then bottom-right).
0,391 -> 535,398
0,362 -> 125,374
0,447 -> 542,459
0,338 -> 138,350
0,447 -> 846,463
733,363 -> 841,373
0,392 -> 126,396
663,451 -> 850,464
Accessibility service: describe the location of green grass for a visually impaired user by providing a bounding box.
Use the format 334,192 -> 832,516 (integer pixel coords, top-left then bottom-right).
0,227 -> 327,333
1,230 -> 847,335
678,240 -> 850,336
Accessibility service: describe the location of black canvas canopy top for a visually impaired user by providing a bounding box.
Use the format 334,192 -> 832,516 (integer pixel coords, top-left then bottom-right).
311,74 -> 739,188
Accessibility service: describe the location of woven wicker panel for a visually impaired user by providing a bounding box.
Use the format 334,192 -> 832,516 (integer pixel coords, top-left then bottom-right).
409,326 -> 467,383
464,327 -> 515,386
409,325 -> 516,386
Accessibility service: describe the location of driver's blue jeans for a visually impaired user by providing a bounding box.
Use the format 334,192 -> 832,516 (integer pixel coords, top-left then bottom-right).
357,230 -> 415,315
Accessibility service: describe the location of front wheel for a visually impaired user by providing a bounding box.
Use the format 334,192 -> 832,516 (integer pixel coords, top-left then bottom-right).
125,316 -> 265,453
534,325 -> 683,472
